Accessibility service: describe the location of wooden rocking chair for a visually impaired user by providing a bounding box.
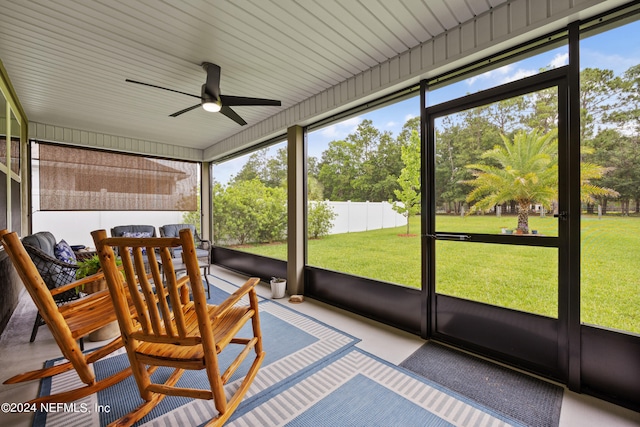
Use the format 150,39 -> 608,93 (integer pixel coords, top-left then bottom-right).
92,228 -> 265,427
0,229 -> 133,404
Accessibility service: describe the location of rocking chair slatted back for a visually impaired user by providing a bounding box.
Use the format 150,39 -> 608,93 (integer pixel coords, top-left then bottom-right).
92,228 -> 265,427
109,236 -> 194,341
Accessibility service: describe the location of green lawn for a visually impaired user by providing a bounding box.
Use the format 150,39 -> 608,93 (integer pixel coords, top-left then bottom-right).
230,214 -> 640,334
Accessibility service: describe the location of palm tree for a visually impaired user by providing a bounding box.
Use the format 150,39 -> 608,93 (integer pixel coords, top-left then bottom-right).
464,129 -> 558,234
579,146 -> 620,204
465,129 -> 618,233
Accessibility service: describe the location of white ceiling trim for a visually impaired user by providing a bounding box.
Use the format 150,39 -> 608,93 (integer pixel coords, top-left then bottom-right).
28,121 -> 204,162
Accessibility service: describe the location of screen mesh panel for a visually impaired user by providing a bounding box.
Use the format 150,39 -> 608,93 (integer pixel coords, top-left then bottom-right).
37,143 -> 197,211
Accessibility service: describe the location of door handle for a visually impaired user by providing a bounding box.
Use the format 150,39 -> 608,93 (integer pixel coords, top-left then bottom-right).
427,233 -> 471,241
553,211 -> 568,220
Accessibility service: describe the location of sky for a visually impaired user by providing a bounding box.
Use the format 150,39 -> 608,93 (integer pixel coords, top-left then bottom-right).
214,19 -> 640,185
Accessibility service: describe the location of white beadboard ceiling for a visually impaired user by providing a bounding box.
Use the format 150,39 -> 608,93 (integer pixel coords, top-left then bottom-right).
0,0 -> 628,160
0,0 -> 509,154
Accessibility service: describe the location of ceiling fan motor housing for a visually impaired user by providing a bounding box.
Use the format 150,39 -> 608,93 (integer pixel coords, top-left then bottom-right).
201,84 -> 221,112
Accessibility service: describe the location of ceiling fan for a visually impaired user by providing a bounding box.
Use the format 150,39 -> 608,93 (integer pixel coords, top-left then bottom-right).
125,62 -> 281,126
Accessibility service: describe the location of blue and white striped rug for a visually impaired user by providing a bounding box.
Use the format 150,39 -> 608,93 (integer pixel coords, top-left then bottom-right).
228,348 -> 525,427
33,298 -> 359,427
33,284 -> 525,426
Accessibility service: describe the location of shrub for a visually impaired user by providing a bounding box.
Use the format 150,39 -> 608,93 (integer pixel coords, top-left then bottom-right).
213,179 -> 287,245
308,201 -> 336,239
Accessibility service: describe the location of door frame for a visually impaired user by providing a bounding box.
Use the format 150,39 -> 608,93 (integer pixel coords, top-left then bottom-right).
422,67 -> 570,381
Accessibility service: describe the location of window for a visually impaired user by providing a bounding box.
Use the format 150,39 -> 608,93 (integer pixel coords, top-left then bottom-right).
0,90 -> 7,230
31,142 -> 200,247
212,140 -> 288,261
580,18 -> 640,334
10,110 -> 19,175
0,87 -> 22,234
34,143 -> 198,211
306,96 -> 420,287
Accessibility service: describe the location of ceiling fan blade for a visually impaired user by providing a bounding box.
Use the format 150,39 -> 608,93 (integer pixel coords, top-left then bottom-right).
202,62 -> 221,99
220,95 -> 282,107
125,79 -> 200,99
169,104 -> 201,117
220,106 -> 247,126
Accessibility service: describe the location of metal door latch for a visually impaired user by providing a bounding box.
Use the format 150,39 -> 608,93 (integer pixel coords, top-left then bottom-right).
553,212 -> 568,220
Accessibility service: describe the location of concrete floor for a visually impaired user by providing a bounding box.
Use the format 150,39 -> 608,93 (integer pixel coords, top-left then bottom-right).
0,266 -> 638,426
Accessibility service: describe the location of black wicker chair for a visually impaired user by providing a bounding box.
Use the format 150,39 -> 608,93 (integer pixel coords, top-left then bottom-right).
21,232 -> 91,343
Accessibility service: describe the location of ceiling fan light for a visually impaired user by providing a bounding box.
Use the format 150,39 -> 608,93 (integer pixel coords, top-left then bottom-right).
202,101 -> 221,112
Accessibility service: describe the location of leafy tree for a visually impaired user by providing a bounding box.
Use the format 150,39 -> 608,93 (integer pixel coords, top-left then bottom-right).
465,128 -> 618,232
523,87 -> 558,133
264,147 -> 288,188
396,116 -> 420,147
435,118 -> 467,213
578,68 -> 623,212
307,201 -> 336,239
393,129 -> 421,234
211,181 -> 228,245
483,96 -> 527,134
465,129 -> 559,233
587,132 -> 637,214
231,150 -> 266,185
317,119 -> 402,202
435,111 -> 501,214
255,185 -> 287,242
356,126 -> 403,201
213,180 -> 260,245
307,155 -> 320,179
307,176 -> 325,201
318,138 -> 360,200
231,146 -> 287,189
579,145 -> 619,205
595,65 -> 640,213
212,179 -> 286,245
580,68 -> 622,141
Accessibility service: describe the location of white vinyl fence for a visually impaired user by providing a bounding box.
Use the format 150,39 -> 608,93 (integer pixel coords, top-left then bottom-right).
325,201 -> 406,234
32,201 -> 406,247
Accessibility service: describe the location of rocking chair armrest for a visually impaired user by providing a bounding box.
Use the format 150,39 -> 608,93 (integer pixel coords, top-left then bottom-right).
50,271 -> 106,297
58,288 -> 111,314
212,277 -> 260,319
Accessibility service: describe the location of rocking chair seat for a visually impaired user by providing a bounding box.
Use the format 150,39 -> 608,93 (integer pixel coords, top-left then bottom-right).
61,289 -> 136,340
135,303 -> 255,365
